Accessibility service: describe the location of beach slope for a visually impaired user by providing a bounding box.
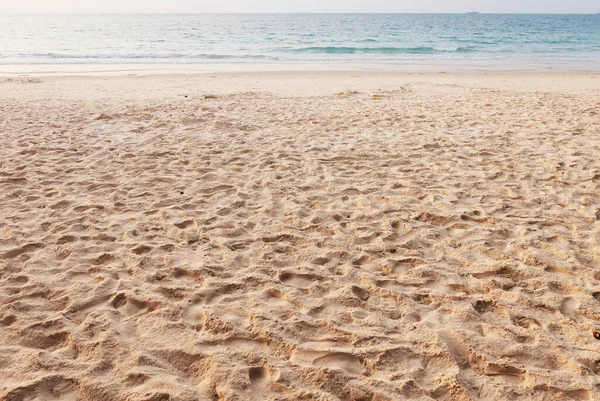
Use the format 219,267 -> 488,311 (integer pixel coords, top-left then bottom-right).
1,72 -> 600,400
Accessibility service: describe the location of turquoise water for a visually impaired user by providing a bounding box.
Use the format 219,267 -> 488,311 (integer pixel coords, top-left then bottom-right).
1,14 -> 600,65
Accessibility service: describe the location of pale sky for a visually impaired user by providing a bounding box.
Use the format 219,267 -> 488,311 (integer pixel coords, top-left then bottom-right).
1,0 -> 598,14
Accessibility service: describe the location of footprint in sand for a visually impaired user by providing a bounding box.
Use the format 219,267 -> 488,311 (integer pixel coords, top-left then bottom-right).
472,270 -> 498,280
460,214 -> 486,223
249,367 -> 268,386
351,286 -> 370,301
131,245 -> 152,255
375,279 -> 413,293
0,315 -> 17,327
111,294 -> 159,317
224,337 -> 269,351
313,352 -> 366,375
7,376 -> 79,400
559,297 -> 580,319
56,235 -> 77,245
445,222 -> 472,238
402,312 -> 422,323
182,301 -> 205,326
91,253 -> 115,265
168,268 -> 201,287
311,257 -> 330,266
352,255 -> 382,273
265,288 -> 286,304
73,204 -> 105,213
174,219 -> 195,229
1,243 -> 45,259
22,331 -> 70,351
249,366 -> 280,387
279,272 -> 320,288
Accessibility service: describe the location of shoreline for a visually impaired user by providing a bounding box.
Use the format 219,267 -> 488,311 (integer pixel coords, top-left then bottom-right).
3,71 -> 600,97
2,60 -> 600,76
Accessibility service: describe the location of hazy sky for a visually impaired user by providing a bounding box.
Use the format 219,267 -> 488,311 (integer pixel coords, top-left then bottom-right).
2,0 -> 598,14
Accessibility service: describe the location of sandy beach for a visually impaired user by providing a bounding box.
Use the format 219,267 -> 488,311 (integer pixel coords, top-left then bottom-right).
1,71 -> 600,400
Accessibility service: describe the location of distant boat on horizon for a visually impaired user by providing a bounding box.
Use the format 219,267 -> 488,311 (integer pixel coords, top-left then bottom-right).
466,12 -> 480,15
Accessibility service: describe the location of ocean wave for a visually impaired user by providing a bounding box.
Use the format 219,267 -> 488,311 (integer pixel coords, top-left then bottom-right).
280,46 -> 489,54
455,46 -> 478,53
12,53 -> 277,60
283,46 -> 441,54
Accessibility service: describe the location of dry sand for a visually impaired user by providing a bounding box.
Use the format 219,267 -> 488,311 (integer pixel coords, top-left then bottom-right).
1,71 -> 600,400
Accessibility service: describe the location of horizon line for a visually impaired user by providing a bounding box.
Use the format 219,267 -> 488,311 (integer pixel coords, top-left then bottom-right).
2,12 -> 600,15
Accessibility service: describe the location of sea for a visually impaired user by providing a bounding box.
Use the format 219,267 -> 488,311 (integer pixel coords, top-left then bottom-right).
1,14 -> 600,71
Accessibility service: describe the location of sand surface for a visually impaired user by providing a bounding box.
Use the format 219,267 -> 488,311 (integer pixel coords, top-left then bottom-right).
1,71 -> 600,400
